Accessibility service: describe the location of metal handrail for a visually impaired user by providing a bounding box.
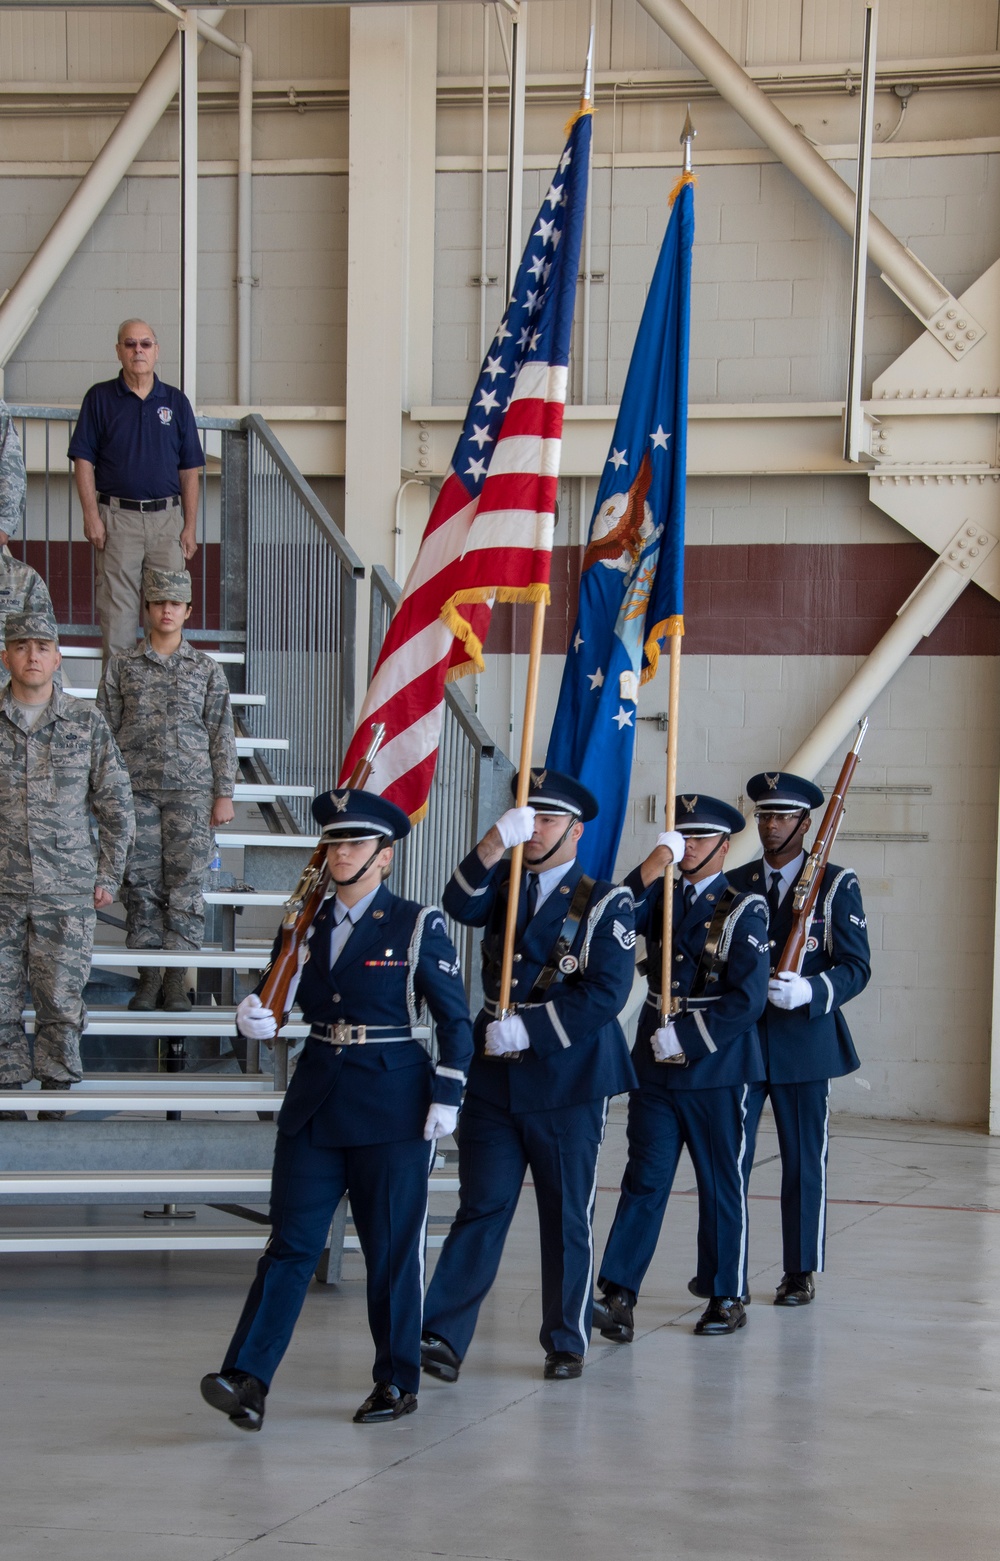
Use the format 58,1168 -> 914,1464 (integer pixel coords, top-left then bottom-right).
7,404 -> 364,836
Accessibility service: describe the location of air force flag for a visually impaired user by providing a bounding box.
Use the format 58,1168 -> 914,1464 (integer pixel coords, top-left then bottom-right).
546,177 -> 694,880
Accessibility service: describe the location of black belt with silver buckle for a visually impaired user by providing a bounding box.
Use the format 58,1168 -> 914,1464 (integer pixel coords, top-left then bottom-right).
644,991 -> 721,1013
308,1023 -> 417,1047
99,493 -> 180,513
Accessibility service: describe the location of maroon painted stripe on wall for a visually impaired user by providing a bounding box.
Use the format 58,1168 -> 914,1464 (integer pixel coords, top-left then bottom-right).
487,543 -> 1000,657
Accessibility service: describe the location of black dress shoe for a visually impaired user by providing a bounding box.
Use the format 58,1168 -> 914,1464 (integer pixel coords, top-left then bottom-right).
592,1284 -> 634,1343
200,1369 -> 267,1431
688,1277 -> 752,1304
353,1381 -> 418,1423
543,1351 -> 584,1380
774,1271 -> 816,1306
694,1297 -> 748,1335
420,1332 -> 461,1383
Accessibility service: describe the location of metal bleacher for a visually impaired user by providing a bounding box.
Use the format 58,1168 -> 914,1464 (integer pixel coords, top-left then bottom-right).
2,411 -> 515,1272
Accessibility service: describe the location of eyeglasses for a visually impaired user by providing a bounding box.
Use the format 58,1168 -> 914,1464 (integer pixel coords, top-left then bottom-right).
120,338 -> 156,350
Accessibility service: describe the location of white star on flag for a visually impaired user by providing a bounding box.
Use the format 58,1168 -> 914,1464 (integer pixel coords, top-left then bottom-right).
536,217 -> 556,245
477,388 -> 500,414
613,706 -> 634,730
573,631 -> 584,652
466,456 -> 487,482
588,668 -> 605,690
468,424 -> 493,450
483,355 -> 504,381
650,425 -> 670,450
608,448 -> 628,470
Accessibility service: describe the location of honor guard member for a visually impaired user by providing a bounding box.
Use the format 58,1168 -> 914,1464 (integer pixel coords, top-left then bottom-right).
0,404 -> 55,685
68,320 -> 204,662
200,788 -> 473,1430
97,568 -> 237,1012
420,770 -> 637,1384
0,610 -> 134,1116
727,771 -> 871,1307
593,796 -> 769,1339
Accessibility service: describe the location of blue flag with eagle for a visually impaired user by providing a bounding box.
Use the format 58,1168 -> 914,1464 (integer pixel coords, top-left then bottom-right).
546,176 -> 694,880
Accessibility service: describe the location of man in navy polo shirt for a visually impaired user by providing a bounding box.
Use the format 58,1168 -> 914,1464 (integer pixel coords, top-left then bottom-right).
69,320 -> 204,662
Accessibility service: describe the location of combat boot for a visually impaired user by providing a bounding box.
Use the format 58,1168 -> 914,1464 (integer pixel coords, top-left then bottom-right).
162,967 -> 193,1012
37,1079 -> 67,1121
129,968 -> 163,1011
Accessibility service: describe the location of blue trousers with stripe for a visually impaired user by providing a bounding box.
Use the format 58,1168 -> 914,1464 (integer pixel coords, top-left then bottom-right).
423,1092 -> 608,1360
744,1078 -> 831,1274
223,1118 -> 434,1396
599,1083 -> 750,1303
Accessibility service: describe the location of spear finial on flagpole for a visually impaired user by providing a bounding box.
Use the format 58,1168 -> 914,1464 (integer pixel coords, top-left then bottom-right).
582,25 -> 595,107
671,104 -> 698,205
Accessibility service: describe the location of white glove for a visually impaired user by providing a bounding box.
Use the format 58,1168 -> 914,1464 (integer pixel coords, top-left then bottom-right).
768,972 -> 813,1011
236,992 -> 277,1041
484,1015 -> 531,1056
495,807 -> 536,849
423,1102 -> 459,1142
656,830 -> 686,864
651,1022 -> 685,1062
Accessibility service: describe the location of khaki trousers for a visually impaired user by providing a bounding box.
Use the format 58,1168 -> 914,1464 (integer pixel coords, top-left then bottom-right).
95,498 -> 184,661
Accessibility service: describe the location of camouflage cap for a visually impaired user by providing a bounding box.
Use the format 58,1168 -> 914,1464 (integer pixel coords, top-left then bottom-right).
143,567 -> 192,604
4,609 -> 58,645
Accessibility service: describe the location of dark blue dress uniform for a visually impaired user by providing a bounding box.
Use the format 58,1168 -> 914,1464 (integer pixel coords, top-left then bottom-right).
728,778 -> 871,1277
422,779 -> 637,1365
598,800 -> 769,1308
220,795 -> 473,1405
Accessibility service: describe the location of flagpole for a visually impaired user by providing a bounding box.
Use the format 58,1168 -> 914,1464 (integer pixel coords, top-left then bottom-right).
498,595 -> 547,1014
497,34 -> 595,1021
660,106 -> 695,1025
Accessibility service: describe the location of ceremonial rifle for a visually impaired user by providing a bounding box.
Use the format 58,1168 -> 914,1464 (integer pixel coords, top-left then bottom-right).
258,722 -> 387,1029
775,718 -> 868,976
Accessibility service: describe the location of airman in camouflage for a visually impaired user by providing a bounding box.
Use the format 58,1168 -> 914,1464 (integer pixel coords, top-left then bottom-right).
97,568 -> 236,1010
0,399 -> 27,543
0,401 -> 54,688
0,610 -> 134,1090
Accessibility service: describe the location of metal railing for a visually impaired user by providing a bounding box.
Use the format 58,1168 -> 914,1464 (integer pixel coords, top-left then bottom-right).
8,405 -> 244,647
7,406 -> 363,836
245,416 -> 363,831
368,565 -> 514,1003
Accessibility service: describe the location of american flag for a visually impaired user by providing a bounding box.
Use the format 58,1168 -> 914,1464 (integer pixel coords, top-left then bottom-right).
339,108 -> 593,818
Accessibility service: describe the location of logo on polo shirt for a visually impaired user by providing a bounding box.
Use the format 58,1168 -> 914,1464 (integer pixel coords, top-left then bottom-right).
157,406 -> 173,426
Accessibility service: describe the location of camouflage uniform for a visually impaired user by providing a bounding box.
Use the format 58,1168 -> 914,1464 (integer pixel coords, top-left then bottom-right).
0,668 -> 134,1084
0,406 -> 48,688
97,628 -> 236,952
0,550 -> 54,687
0,400 -> 26,539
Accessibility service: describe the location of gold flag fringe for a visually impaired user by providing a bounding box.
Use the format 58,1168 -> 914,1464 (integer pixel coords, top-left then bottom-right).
668,170 -> 697,207
564,101 -> 595,138
439,583 -> 552,676
641,614 -> 685,684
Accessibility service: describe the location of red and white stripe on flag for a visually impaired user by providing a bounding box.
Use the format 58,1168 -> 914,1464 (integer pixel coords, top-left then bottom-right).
339,360 -> 568,820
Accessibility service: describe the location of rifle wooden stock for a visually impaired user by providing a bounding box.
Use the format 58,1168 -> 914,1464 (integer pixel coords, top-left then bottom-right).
257,723 -> 387,1029
776,719 -> 868,976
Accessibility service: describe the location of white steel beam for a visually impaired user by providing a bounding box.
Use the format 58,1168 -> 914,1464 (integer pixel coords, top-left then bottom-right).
634,0 -> 985,358
0,7 -> 227,371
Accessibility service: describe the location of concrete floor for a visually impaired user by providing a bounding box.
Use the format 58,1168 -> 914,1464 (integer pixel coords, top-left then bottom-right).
2,1106 -> 1000,1561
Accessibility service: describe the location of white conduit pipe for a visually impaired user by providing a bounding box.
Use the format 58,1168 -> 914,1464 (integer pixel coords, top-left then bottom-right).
198,17 -> 255,406
724,558 -> 970,869
635,0 -> 949,324
0,7 -> 228,369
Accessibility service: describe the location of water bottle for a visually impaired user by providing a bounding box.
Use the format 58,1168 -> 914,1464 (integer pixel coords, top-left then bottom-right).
206,848 -> 223,895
